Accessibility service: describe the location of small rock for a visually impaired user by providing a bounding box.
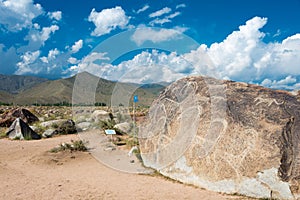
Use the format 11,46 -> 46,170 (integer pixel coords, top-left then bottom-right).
42,129 -> 57,138
114,122 -> 131,134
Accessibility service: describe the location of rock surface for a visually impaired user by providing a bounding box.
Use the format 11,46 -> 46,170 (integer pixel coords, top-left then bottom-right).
114,122 -> 132,134
42,129 -> 57,138
0,108 -> 39,127
139,76 -> 300,199
6,118 -> 41,140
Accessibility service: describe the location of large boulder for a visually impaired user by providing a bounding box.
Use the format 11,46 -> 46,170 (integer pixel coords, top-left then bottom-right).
139,76 -> 300,199
6,118 -> 41,140
0,108 -> 39,127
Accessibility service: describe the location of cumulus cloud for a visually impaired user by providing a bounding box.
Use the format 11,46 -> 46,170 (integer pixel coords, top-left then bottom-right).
181,16 -> 300,90
15,50 -> 40,74
136,4 -> 149,14
48,11 -> 62,21
261,76 -> 299,90
68,49 -> 190,84
67,52 -> 110,75
149,7 -> 171,18
68,57 -> 79,65
0,0 -> 43,31
21,25 -> 59,51
131,26 -> 187,46
40,48 -> 60,63
71,39 -> 83,53
88,6 -> 129,36
88,16 -> 300,89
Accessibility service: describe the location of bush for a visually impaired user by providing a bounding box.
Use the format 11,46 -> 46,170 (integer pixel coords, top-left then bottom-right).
0,128 -> 7,139
50,140 -> 88,153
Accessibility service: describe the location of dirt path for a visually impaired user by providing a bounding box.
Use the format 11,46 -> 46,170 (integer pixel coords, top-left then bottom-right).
0,133 -> 244,200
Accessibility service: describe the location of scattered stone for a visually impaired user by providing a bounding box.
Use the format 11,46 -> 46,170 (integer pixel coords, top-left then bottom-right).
0,108 -> 39,127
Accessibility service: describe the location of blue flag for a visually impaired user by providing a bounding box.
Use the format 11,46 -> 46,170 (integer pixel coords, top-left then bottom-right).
133,95 -> 138,102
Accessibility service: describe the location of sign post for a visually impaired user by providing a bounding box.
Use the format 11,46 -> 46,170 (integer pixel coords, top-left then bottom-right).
105,129 -> 116,141
133,95 -> 138,141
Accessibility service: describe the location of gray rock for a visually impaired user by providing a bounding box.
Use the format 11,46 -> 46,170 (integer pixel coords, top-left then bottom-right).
139,76 -> 300,200
114,122 -> 131,134
76,122 -> 92,131
91,110 -> 110,122
40,119 -> 65,128
7,118 -> 41,140
42,129 -> 57,138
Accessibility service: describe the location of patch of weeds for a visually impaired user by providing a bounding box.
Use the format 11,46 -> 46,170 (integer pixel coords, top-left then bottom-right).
126,136 -> 139,148
50,140 -> 88,153
24,134 -> 32,140
33,122 -> 47,134
0,128 -> 7,139
51,123 -> 59,129
13,136 -> 21,140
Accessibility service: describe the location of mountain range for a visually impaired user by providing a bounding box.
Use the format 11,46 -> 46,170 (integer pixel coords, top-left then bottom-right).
0,72 -> 166,106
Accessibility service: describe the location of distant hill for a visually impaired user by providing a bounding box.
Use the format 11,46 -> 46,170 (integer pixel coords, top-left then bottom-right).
0,90 -> 13,104
1,72 -> 166,106
0,74 -> 47,94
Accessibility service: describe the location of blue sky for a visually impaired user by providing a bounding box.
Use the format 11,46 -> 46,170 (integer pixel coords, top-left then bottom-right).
0,0 -> 300,90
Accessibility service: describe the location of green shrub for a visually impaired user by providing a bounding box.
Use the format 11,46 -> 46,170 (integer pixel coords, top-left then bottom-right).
50,140 -> 88,153
0,128 -> 7,139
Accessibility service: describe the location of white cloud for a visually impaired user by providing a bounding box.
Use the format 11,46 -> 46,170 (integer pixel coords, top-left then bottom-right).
33,23 -> 40,29
24,25 -> 59,50
88,6 -> 129,36
48,11 -> 62,21
29,25 -> 59,43
149,11 -> 181,26
176,4 -> 186,9
40,48 -> 60,63
108,50 -> 190,83
68,49 -> 190,84
179,16 -> 300,90
35,16 -> 298,91
15,50 -> 40,74
0,0 -> 43,31
71,39 -> 83,53
149,7 -> 171,18
67,52 -> 110,75
136,4 -> 149,14
68,57 -> 79,64
131,26 -> 187,46
261,76 -> 298,90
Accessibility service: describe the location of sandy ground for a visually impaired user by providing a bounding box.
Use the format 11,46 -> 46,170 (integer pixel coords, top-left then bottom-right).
0,132 -> 246,200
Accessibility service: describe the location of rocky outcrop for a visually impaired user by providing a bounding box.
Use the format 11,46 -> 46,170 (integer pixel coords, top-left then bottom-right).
139,76 -> 300,199
0,108 -> 39,127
